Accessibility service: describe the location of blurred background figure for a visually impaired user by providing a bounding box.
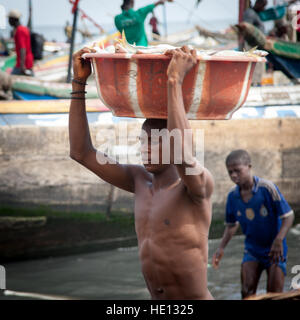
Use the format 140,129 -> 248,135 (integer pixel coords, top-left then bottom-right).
8,9 -> 34,76
149,12 -> 160,40
114,0 -> 173,47
243,0 -> 268,33
242,0 -> 268,86
0,70 -> 12,100
64,21 -> 72,43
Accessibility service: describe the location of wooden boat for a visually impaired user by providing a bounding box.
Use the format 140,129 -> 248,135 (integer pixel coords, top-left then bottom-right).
246,289 -> 300,300
235,22 -> 300,82
10,75 -> 98,101
0,99 -> 108,114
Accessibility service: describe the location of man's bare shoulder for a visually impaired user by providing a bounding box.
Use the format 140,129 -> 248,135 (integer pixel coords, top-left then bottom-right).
184,167 -> 214,204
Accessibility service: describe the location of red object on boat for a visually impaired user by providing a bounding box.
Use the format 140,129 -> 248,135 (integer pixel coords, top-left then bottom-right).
84,53 -> 265,120
70,0 -> 80,14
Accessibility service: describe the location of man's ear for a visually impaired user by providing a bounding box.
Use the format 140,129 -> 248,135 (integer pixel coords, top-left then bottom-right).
248,164 -> 252,169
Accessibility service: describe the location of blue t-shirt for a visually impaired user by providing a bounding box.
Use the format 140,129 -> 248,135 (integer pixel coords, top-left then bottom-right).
225,176 -> 293,258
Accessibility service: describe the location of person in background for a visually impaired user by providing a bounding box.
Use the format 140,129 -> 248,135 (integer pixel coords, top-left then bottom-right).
149,12 -> 160,40
115,0 -> 173,46
243,0 -> 268,86
243,0 -> 268,34
212,150 -> 294,299
8,9 -> 34,76
0,34 -> 9,56
0,70 -> 12,100
64,21 -> 72,43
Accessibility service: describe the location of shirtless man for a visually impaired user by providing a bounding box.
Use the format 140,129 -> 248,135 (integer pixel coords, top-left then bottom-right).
69,46 -> 214,300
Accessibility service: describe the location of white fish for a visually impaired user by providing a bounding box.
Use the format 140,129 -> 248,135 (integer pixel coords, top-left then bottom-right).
115,30 -> 179,54
92,31 -> 268,58
214,48 -> 268,57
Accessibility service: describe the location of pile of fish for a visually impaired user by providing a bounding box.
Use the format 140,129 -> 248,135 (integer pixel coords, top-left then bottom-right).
90,31 -> 268,58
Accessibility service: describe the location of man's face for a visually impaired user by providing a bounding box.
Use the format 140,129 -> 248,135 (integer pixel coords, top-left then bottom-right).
140,127 -> 167,174
8,17 -> 15,27
226,161 -> 251,186
254,0 -> 267,12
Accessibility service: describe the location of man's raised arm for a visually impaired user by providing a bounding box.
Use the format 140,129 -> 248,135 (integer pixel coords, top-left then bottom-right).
68,48 -> 137,193
165,46 -> 213,200
154,0 -> 174,7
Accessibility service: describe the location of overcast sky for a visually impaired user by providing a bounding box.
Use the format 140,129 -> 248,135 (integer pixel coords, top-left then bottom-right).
0,0 -> 239,29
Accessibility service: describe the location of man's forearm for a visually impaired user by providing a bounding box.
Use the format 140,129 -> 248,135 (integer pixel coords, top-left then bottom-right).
154,0 -> 167,7
219,224 -> 238,250
69,82 -> 94,161
167,79 -> 193,164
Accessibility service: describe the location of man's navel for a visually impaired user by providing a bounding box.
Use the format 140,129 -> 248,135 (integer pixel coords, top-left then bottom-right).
164,219 -> 171,226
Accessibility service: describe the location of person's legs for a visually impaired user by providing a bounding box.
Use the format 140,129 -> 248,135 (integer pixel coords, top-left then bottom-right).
266,263 -> 285,293
11,67 -> 22,75
11,67 -> 34,77
241,261 -> 264,298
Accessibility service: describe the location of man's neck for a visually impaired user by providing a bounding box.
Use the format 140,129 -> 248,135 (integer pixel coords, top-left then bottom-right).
152,165 -> 180,191
13,22 -> 20,29
239,175 -> 254,191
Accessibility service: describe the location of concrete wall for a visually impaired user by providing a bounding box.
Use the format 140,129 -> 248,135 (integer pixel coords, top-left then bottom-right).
1,119 -> 300,215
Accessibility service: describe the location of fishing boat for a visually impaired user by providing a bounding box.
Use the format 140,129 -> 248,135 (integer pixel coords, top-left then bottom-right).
10,75 -> 98,101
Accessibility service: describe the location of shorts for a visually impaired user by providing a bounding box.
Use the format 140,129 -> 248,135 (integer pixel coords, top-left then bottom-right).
242,249 -> 287,276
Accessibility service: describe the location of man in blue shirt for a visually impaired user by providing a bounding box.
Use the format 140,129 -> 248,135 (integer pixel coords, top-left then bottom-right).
212,150 -> 294,299
114,0 -> 173,46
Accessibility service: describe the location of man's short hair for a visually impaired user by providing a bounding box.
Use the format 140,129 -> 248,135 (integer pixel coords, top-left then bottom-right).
121,0 -> 132,10
253,0 -> 267,8
225,149 -> 251,166
142,118 -> 167,131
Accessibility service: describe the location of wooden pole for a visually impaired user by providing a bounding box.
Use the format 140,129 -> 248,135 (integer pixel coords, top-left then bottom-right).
27,0 -> 32,31
238,0 -> 248,51
67,4 -> 79,83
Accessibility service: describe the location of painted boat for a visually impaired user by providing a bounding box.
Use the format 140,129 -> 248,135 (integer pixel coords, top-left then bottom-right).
10,76 -> 98,101
84,52 -> 265,120
235,22 -> 300,82
0,99 -> 109,114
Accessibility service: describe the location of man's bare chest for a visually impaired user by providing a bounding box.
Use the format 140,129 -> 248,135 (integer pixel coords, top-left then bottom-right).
134,182 -> 197,230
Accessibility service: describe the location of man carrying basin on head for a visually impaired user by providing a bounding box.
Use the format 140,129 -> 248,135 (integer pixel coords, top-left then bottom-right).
115,0 -> 174,47
69,46 -> 214,300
